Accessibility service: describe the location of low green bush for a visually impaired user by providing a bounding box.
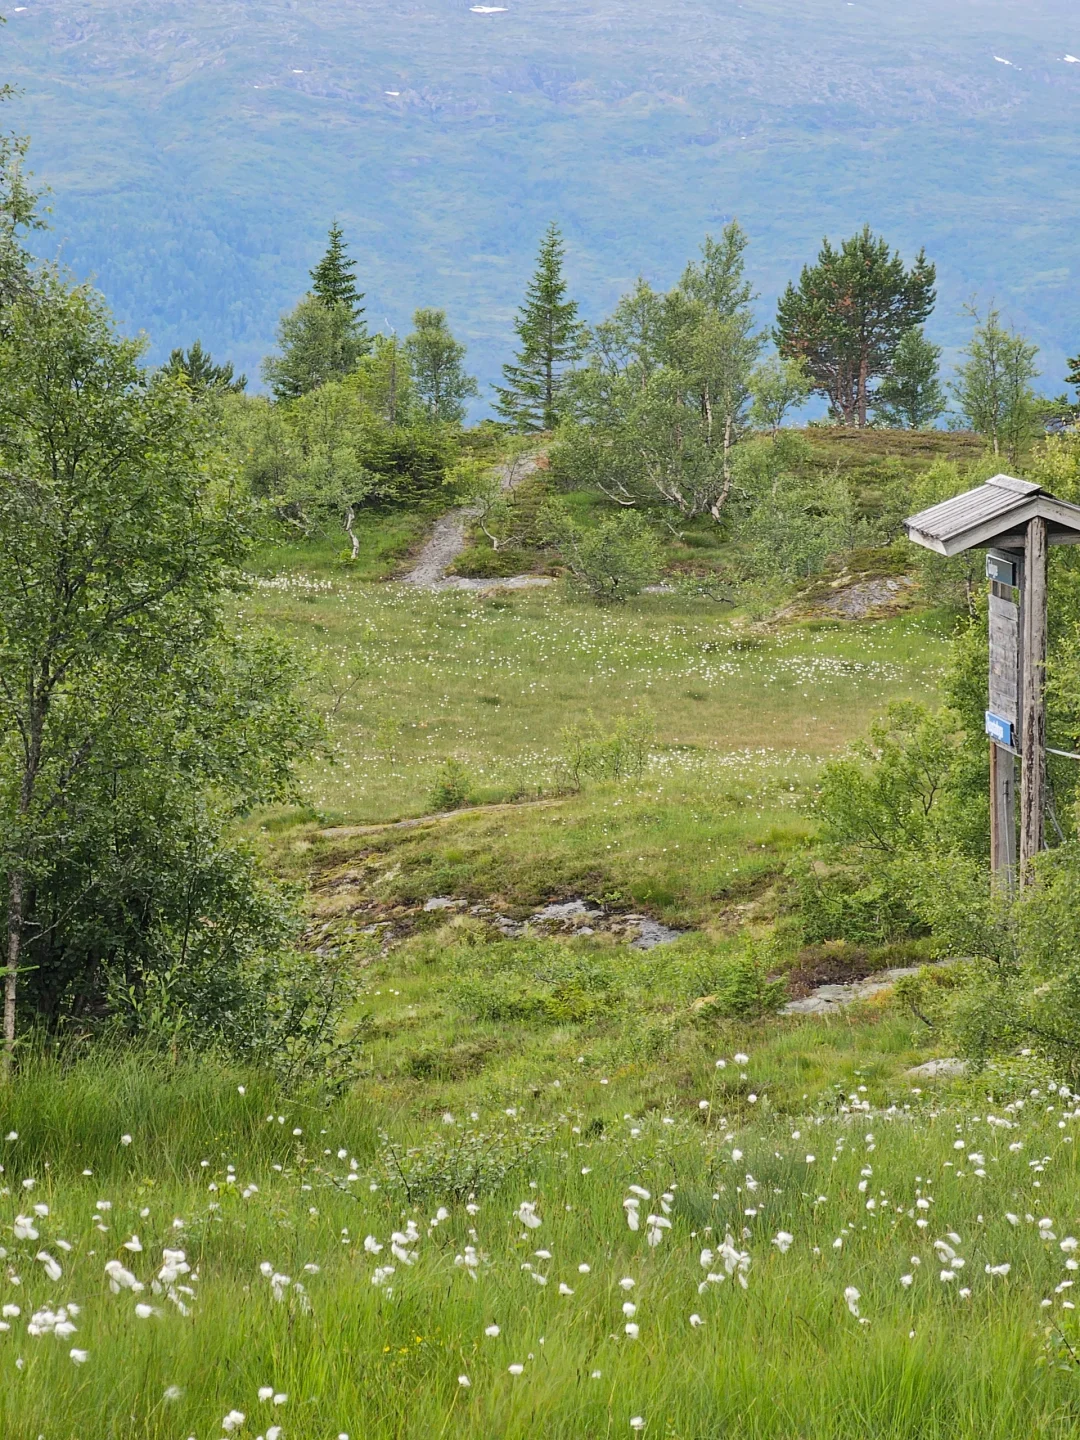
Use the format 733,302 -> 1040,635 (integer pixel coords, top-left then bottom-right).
448,939 -> 620,1024
559,710 -> 654,788
687,948 -> 787,1021
429,756 -> 475,811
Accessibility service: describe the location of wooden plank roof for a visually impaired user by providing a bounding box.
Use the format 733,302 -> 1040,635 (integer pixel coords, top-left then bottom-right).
905,474 -> 1080,557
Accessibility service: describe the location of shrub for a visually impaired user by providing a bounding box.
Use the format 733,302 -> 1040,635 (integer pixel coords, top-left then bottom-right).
451,544 -> 529,578
376,1119 -> 559,1203
541,502 -> 663,602
429,757 -> 474,811
559,711 -> 654,788
689,948 -> 787,1021
786,854 -> 925,947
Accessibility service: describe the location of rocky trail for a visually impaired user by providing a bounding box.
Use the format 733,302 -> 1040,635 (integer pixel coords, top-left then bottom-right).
399,450 -> 554,592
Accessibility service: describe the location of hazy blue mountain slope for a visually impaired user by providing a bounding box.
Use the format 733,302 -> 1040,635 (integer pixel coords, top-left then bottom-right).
6,0 -> 1080,404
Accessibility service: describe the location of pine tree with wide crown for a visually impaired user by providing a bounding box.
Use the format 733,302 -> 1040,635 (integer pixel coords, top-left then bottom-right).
495,223 -> 586,431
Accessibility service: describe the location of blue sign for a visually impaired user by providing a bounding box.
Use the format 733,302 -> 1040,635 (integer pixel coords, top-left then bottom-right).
985,711 -> 1014,746
986,553 -> 1018,587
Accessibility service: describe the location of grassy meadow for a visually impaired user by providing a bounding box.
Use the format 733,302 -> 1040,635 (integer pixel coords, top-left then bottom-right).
10,432 -> 1072,1439
5,1042 -> 1080,1439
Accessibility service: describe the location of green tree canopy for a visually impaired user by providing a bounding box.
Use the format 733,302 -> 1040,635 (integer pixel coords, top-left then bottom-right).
354,333 -> 417,427
163,338 -> 246,396
405,308 -> 478,424
495,222 -> 587,431
951,305 -> 1040,465
261,292 -> 370,400
0,123 -> 45,313
555,224 -> 761,526
0,273 -> 319,1068
873,326 -> 945,429
749,354 -> 812,436
775,226 -> 936,427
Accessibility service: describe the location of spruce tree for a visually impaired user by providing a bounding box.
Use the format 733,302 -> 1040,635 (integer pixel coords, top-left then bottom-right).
164,339 -> 246,396
495,223 -> 586,431
310,221 -> 365,321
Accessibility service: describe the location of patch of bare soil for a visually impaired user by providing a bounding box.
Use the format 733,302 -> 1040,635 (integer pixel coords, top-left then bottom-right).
785,945 -> 885,999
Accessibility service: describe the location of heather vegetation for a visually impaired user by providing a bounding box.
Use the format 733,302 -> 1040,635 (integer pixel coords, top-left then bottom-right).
9,106 -> 1080,1440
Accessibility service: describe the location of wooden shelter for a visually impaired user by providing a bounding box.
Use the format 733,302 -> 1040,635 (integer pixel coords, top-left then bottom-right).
905,475 -> 1080,883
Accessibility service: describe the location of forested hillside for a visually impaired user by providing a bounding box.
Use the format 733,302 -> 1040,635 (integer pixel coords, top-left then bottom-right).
8,0 -> 1080,399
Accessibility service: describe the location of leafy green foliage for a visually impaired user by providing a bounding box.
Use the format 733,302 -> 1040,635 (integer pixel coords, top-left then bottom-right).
775,226 -> 936,426
261,293 -> 371,400
557,226 -> 762,526
541,502 -> 663,602
815,702 -> 970,858
309,220 -> 365,322
163,338 -> 246,396
405,307 -> 478,424
559,711 -> 654,788
749,354 -> 812,435
429,757 -> 475,812
951,305 -> 1041,466
789,701 -> 983,947
0,125 -> 45,313
352,333 -> 416,427
230,380 -> 452,543
449,939 -> 621,1024
731,433 -> 880,585
690,948 -> 787,1020
0,270 -> 327,1059
377,1116 -> 560,1202
874,326 -> 945,429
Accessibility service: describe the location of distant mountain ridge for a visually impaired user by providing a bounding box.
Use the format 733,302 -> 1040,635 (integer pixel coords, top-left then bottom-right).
7,0 -> 1080,407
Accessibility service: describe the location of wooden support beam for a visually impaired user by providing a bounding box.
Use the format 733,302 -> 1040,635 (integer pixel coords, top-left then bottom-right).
1020,515 -> 1048,881
989,741 -> 1017,889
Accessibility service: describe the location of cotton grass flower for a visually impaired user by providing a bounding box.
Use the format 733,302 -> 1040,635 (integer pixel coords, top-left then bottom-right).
69,1348 -> 88,1364
515,1201 -> 541,1230
35,1252 -> 61,1282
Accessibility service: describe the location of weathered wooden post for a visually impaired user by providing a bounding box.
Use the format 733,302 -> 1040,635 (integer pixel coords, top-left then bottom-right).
986,546 -> 1022,888
905,477 -> 1080,889
1019,516 -> 1048,877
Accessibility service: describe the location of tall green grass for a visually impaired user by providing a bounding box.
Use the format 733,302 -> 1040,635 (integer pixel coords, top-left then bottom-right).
3,1047 -> 1080,1438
